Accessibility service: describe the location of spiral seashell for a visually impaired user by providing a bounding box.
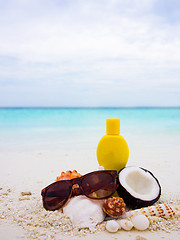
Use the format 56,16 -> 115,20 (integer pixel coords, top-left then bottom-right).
122,204 -> 175,219
56,170 -> 82,181
103,197 -> 126,218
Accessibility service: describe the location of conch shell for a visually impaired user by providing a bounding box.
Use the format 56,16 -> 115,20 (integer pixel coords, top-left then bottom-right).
63,195 -> 105,229
56,170 -> 82,181
122,204 -> 175,219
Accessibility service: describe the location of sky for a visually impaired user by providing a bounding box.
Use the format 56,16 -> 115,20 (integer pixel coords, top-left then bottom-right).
0,0 -> 180,107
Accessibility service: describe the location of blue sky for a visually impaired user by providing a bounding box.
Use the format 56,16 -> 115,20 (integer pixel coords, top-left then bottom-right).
0,0 -> 180,107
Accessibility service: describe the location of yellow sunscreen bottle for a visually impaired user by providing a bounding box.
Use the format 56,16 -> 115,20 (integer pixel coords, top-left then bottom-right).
96,118 -> 129,171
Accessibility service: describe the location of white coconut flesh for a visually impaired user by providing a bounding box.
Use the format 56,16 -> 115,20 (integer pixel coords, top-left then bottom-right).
119,167 -> 160,201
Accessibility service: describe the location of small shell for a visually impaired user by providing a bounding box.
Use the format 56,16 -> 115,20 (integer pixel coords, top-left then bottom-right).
117,219 -> 133,230
122,204 -> 175,219
106,220 -> 120,233
56,170 -> 82,181
131,214 -> 149,230
103,197 -> 126,218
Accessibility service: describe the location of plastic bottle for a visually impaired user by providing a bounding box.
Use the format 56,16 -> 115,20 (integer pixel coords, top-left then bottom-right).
96,118 -> 129,171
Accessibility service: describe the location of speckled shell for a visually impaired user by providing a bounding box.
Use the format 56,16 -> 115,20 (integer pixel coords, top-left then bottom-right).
103,197 -> 126,218
56,170 -> 82,181
122,204 -> 175,219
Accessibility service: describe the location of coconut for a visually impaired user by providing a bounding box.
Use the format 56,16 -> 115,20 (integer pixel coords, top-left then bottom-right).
117,166 -> 161,208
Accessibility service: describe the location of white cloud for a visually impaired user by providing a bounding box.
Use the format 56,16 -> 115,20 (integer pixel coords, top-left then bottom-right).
0,0 -> 180,106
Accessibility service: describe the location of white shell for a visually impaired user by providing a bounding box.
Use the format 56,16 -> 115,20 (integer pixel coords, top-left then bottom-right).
106,220 -> 120,233
63,196 -> 105,229
122,204 -> 175,219
117,219 -> 133,230
131,214 -> 149,230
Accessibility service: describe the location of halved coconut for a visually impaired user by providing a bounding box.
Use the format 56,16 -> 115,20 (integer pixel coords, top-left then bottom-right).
117,166 -> 161,208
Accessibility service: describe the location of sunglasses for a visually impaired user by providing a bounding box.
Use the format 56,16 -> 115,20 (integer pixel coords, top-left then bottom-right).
41,170 -> 118,211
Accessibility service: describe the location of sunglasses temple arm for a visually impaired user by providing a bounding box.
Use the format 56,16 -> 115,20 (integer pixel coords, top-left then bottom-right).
41,189 -> 45,197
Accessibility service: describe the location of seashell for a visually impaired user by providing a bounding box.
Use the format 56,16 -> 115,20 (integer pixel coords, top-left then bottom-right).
106,220 -> 120,233
122,204 -> 175,219
63,195 -> 105,229
103,197 -> 126,218
117,219 -> 133,230
130,214 -> 149,230
56,170 -> 82,181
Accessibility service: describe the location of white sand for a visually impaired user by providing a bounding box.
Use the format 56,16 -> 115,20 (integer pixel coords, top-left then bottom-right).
0,145 -> 180,239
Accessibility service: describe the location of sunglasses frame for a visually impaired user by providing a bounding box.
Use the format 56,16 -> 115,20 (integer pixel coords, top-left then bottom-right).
41,170 -> 118,211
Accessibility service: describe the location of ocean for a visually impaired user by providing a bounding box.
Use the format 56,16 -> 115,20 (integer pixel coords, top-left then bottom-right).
0,107 -> 180,151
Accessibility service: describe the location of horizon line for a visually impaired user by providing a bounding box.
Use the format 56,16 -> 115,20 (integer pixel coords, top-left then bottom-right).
0,106 -> 180,109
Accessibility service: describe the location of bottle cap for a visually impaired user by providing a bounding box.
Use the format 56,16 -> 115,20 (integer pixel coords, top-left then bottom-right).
106,118 -> 120,135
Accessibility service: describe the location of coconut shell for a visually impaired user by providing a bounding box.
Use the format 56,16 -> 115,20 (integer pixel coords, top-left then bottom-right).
117,167 -> 161,209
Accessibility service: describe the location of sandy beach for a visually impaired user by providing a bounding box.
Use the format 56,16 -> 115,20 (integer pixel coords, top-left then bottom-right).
0,0 -> 180,237
0,143 -> 180,240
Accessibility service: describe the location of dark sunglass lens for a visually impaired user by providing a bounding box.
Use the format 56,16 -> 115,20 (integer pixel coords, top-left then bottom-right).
81,172 -> 116,199
43,181 -> 71,210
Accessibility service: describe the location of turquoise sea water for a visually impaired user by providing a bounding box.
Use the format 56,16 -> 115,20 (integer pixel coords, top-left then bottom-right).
0,107 -> 180,151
